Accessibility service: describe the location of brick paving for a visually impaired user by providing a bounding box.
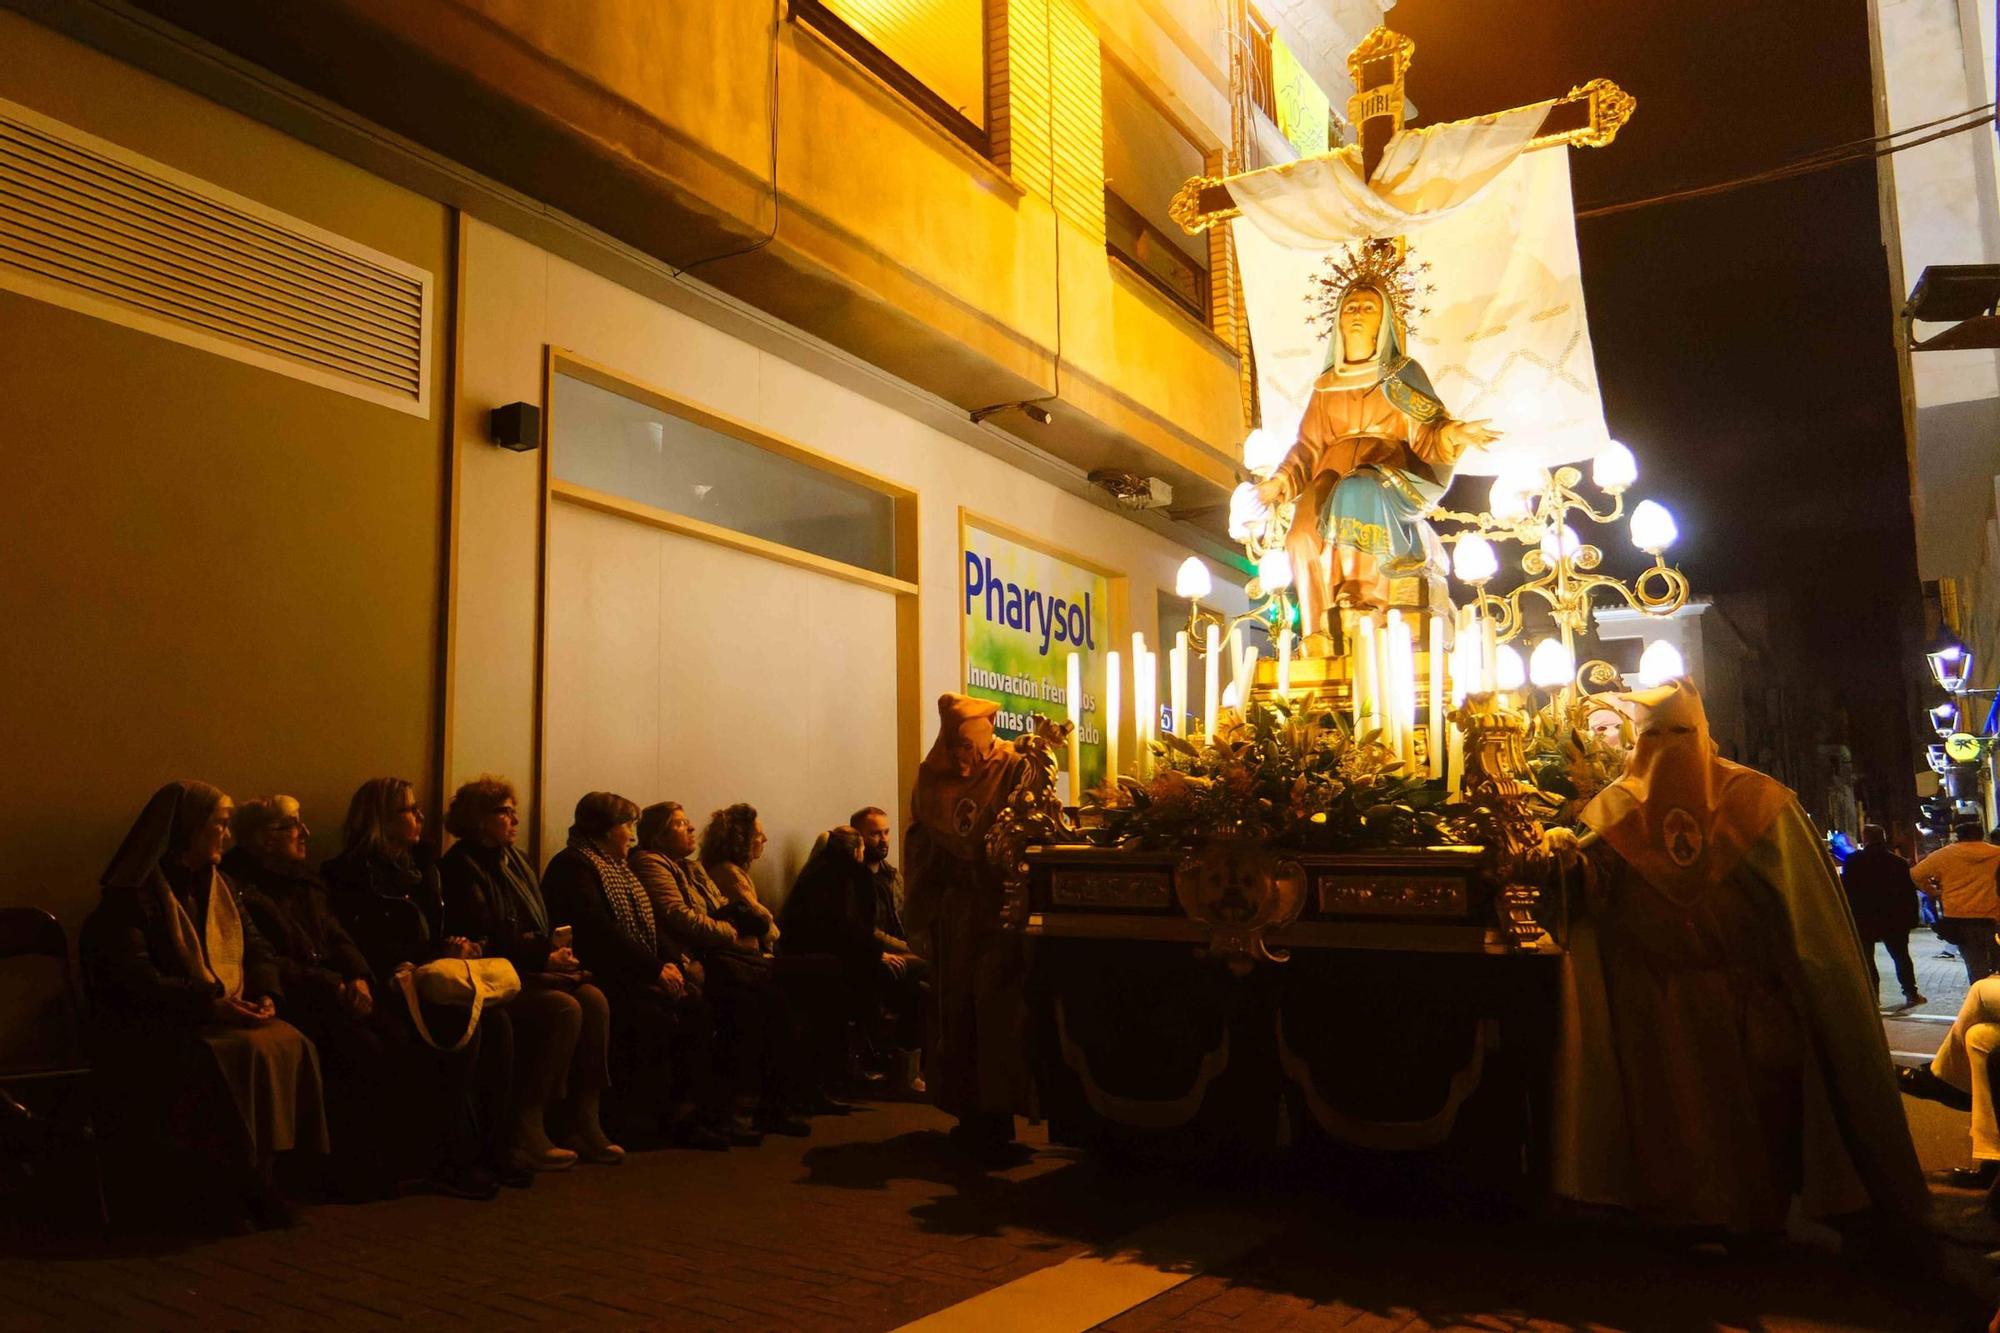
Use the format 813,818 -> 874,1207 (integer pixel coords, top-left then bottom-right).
0,1101 -> 1193,1332
5,1091 -> 1997,1331
10,949 -> 2000,1333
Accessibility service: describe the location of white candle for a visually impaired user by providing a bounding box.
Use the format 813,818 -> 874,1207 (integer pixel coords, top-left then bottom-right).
1172,632 -> 1189,738
1386,611 -> 1411,768
1230,627 -> 1252,717
1355,614 -> 1377,733
1140,650 -> 1156,773
1066,651 -> 1083,799
1481,613 -> 1499,692
1376,614 -> 1395,742
1202,624 -> 1220,744
1105,650 -> 1121,779
1427,613 -> 1445,779
1131,632 -> 1149,776
1278,629 -> 1293,699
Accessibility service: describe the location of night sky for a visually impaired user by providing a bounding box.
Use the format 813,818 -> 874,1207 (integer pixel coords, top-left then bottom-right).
1393,0 -> 1923,816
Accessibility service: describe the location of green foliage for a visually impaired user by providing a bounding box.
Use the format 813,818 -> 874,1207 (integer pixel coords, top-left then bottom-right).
1085,698 -> 1469,852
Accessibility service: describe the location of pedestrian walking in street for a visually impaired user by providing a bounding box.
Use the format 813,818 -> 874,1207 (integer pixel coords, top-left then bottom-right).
1841,824 -> 1926,1008
1912,822 -> 2000,985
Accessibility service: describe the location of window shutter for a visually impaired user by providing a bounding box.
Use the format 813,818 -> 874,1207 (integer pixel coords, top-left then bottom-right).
820,0 -> 990,129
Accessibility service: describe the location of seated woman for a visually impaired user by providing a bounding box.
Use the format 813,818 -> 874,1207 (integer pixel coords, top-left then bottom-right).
633,802 -> 809,1137
700,803 -> 780,952
225,795 -> 404,1198
542,792 -> 747,1150
438,776 -> 613,1172
780,828 -> 927,1094
79,781 -> 328,1229
322,777 -> 520,1196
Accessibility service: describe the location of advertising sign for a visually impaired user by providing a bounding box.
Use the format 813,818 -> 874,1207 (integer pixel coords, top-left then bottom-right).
962,519 -> 1110,791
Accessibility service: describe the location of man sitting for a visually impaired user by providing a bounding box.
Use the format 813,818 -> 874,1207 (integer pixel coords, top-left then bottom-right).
853,806 -> 928,1089
1901,977 -> 2000,1199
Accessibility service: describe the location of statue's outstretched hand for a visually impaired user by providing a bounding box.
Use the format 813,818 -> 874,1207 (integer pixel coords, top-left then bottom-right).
1445,418 -> 1502,451
1253,476 -> 1288,509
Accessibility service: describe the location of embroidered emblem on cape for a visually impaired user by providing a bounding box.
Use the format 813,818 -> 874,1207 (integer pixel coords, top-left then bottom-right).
1662,808 -> 1703,868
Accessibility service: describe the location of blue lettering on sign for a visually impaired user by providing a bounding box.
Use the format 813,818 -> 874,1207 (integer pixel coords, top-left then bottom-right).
963,551 -> 1097,658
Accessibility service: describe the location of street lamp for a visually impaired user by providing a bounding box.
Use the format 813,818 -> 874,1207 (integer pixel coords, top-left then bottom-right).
1929,638 -> 1973,693
1931,701 -> 1960,739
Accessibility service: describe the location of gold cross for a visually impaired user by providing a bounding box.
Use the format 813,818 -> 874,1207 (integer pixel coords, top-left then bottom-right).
1171,27 -> 1635,236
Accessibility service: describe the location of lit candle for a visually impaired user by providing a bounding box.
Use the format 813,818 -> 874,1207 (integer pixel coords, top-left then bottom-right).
1234,629 -> 1256,717
1141,650 -> 1157,772
1105,649 -> 1121,779
1202,623 -> 1220,744
1224,624 -> 1240,716
1278,629 -> 1293,698
1387,610 -> 1414,770
1376,612 -> 1395,744
1447,715 -> 1465,798
1355,614 -> 1377,733
1132,633 -> 1149,775
1481,612 -> 1499,692
1427,613 -> 1445,780
1171,633 -> 1189,739
1066,651 -> 1082,801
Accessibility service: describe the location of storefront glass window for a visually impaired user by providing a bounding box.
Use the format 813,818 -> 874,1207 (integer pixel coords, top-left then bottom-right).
552,371 -> 898,578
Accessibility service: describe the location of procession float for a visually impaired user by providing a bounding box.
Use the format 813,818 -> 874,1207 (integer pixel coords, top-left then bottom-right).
985,27 -> 1685,1183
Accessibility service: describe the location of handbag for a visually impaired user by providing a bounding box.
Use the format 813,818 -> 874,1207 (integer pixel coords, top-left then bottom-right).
395,957 -> 521,1052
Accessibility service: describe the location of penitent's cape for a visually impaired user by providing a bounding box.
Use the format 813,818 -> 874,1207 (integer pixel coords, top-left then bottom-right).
1553,681 -> 1927,1222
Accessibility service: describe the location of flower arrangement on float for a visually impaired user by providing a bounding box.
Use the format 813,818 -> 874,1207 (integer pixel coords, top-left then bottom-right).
1084,699 -> 1456,851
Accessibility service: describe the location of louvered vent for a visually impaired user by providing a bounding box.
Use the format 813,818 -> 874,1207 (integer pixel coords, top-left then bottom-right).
0,97 -> 431,415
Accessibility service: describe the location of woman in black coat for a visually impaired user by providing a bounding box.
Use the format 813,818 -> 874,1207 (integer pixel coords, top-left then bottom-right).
323,777 -> 522,1196
438,775 -> 611,1171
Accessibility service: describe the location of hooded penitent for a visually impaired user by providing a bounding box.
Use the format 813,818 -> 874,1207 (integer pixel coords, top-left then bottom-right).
1579,679 -> 1793,900
907,694 -> 1032,1128
909,694 -> 1025,864
1554,680 -> 1927,1226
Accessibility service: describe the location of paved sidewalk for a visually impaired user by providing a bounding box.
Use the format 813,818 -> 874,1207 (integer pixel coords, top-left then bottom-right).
3,1094 -> 1995,1331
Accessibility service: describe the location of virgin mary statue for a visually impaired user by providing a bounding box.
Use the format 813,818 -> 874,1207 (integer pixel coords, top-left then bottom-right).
1254,241 -> 1498,636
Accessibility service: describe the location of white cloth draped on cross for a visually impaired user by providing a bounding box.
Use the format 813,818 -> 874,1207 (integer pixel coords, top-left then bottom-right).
1228,101 -> 1612,476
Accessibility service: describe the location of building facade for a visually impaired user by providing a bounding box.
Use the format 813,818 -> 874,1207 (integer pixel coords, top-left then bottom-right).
0,0 -> 1385,926
1870,0 -> 1999,829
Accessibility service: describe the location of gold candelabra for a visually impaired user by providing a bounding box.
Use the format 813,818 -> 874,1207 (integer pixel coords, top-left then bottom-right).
1430,448 -> 1688,709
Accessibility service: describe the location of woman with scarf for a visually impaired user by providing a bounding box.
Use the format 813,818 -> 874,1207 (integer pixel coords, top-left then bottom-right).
79,780 -> 328,1229
632,801 -> 809,1138
1554,680 -> 1927,1240
1251,246 -> 1499,632
543,791 -> 751,1151
437,775 -> 612,1172
323,777 -> 521,1197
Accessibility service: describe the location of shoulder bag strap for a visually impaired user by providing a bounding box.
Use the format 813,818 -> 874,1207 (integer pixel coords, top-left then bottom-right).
398,960 -> 485,1053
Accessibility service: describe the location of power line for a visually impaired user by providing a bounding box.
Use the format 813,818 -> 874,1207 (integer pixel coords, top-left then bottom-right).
1576,105 -> 1997,221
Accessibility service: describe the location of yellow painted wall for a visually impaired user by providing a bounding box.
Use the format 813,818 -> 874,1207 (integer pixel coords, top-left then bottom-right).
443,0 -> 1246,476
0,13 -> 450,931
